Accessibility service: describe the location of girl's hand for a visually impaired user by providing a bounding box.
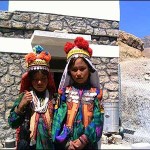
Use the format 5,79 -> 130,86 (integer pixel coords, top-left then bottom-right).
71,134 -> 88,150
15,91 -> 33,114
71,139 -> 85,150
67,141 -> 75,150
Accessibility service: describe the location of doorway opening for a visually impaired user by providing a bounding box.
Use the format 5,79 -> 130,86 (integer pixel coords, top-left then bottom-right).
53,72 -> 63,90
50,58 -> 66,90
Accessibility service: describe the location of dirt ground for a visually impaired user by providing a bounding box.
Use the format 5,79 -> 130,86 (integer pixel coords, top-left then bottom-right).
101,143 -> 131,149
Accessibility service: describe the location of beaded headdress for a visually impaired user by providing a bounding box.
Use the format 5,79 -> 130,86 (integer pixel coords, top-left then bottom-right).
25,45 -> 51,72
64,37 -> 93,60
20,45 -> 56,93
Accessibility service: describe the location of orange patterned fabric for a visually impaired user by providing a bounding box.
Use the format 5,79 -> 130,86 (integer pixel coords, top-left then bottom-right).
66,101 -> 79,128
30,113 -> 40,139
82,103 -> 94,128
98,89 -> 104,113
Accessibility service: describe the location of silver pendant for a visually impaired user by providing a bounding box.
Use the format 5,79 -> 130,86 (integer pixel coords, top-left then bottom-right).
30,138 -> 36,146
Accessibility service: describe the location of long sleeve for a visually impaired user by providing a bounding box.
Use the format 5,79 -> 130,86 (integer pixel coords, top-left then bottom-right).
84,97 -> 104,144
51,90 -> 67,142
8,93 -> 25,129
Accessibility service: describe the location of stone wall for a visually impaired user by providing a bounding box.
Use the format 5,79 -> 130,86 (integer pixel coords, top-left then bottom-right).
0,11 -> 118,44
0,53 -> 26,141
0,10 -> 119,142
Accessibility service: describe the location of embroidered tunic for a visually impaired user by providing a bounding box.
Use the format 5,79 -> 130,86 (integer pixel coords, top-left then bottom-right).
8,92 -> 55,150
52,85 -> 104,150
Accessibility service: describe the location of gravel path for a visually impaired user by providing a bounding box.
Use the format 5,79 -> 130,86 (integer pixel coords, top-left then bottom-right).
119,58 -> 150,143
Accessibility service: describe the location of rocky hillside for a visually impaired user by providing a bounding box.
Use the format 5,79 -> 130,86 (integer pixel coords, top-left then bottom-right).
118,31 -> 144,51
141,35 -> 150,58
142,36 -> 150,48
118,30 -> 150,61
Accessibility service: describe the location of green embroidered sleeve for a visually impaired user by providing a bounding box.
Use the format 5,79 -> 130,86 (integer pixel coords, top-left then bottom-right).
52,101 -> 67,142
8,93 -> 25,129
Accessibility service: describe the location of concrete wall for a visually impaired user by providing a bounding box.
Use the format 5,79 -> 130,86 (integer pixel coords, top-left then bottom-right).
8,1 -> 120,21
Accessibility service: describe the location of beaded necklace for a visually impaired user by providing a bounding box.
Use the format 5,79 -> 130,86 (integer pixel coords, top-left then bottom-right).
30,90 -> 49,113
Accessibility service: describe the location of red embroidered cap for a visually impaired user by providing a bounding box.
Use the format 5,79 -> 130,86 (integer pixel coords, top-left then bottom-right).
64,37 -> 93,60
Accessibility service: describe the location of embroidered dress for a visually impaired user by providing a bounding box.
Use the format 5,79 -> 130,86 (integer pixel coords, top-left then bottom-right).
8,92 -> 54,150
52,37 -> 104,149
52,85 -> 104,150
8,45 -> 56,150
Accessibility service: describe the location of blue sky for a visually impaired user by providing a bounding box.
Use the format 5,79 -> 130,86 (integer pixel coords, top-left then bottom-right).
0,1 -> 150,38
0,1 -> 8,11
120,1 -> 150,38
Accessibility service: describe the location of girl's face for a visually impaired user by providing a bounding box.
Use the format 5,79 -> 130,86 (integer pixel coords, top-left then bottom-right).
69,58 -> 90,84
31,71 -> 48,92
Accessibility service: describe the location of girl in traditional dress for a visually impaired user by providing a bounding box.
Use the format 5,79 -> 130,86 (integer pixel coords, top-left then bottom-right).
8,45 -> 56,150
52,37 -> 104,150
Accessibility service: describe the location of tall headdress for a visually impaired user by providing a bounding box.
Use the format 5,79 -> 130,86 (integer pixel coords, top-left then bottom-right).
59,36 -> 100,90
20,45 -> 56,93
25,45 -> 51,72
64,36 -> 92,61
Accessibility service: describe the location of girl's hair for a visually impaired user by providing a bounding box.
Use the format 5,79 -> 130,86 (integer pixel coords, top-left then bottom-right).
68,57 -> 95,75
20,70 -> 56,94
28,70 -> 49,80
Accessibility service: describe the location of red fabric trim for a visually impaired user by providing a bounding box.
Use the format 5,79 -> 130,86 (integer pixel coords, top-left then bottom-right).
47,72 -> 56,94
48,100 -> 54,119
20,72 -> 31,93
16,127 -> 20,142
33,113 -> 40,139
97,89 -> 103,100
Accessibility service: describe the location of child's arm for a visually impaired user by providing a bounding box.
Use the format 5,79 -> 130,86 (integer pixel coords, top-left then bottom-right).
8,93 -> 26,129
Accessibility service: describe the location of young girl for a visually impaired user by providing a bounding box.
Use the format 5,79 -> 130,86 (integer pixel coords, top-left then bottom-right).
8,45 -> 56,150
52,37 -> 104,150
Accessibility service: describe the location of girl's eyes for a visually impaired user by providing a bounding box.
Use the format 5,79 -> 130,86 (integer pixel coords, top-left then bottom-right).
71,68 -> 77,72
71,67 -> 85,72
33,77 -> 47,82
